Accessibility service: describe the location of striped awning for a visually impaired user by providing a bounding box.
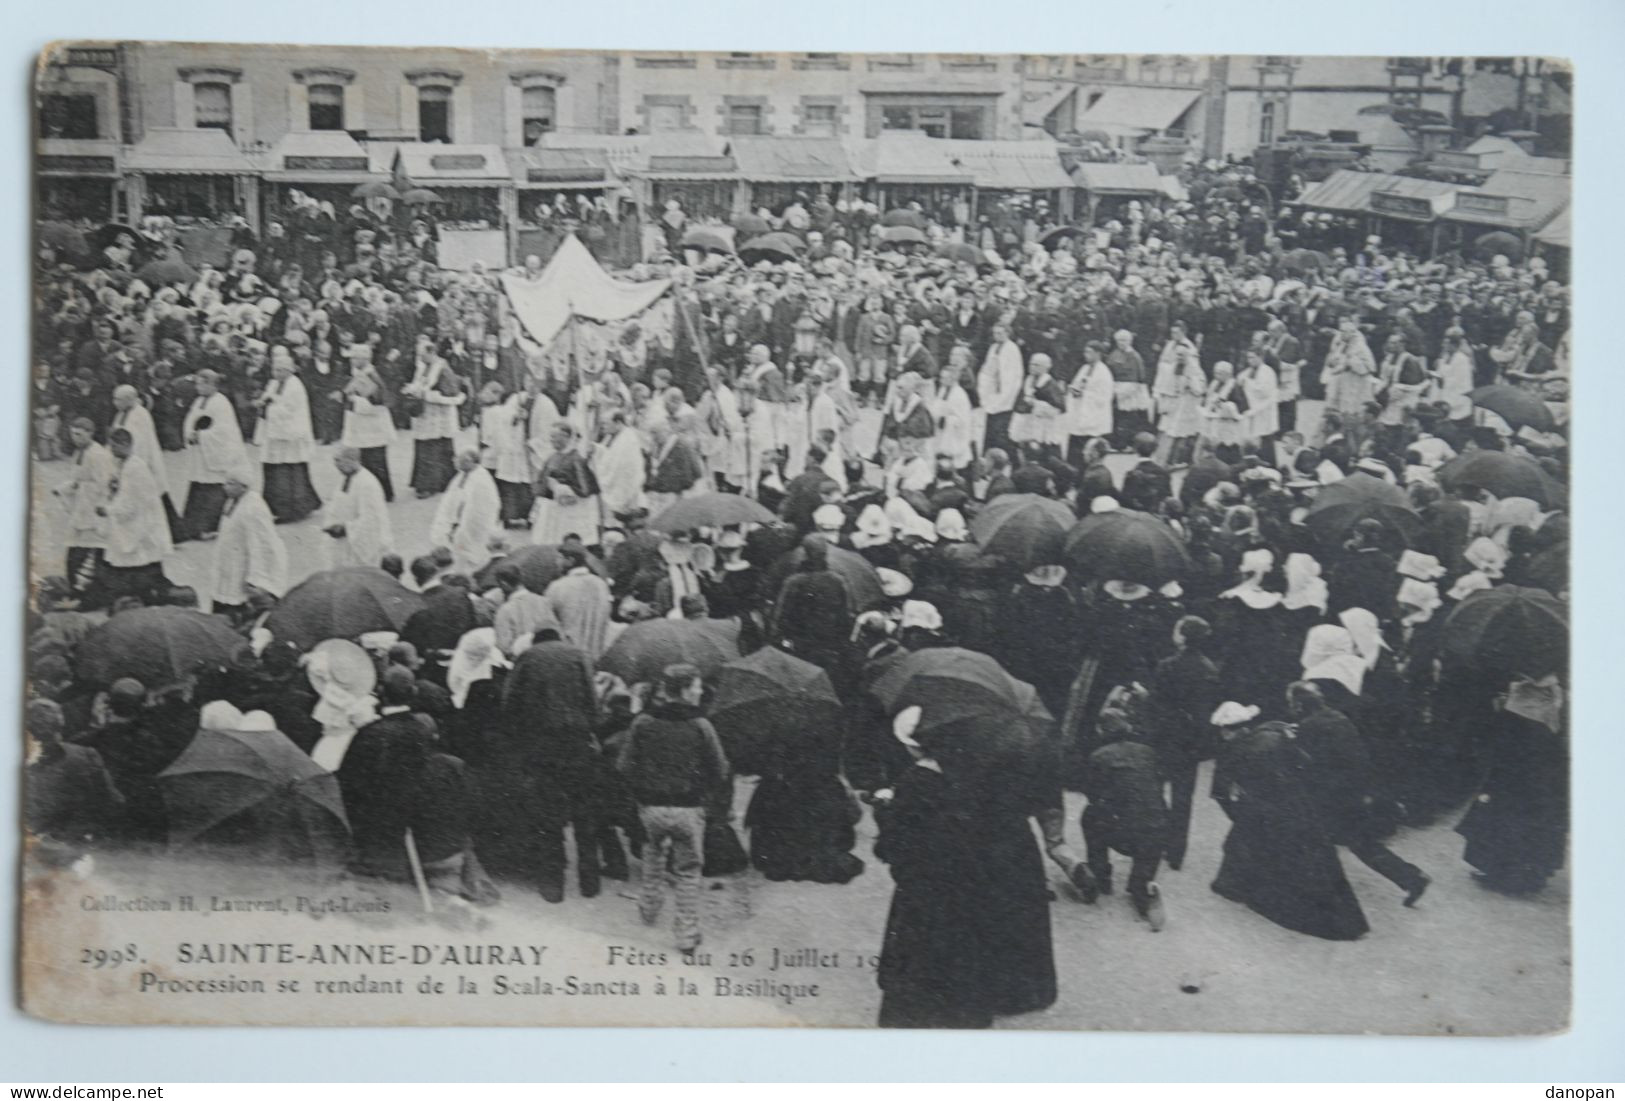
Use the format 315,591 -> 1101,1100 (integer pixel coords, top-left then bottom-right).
124,128 -> 255,175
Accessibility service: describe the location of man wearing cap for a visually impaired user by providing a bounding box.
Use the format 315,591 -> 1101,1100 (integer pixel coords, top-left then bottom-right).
54,416 -> 114,607
101,427 -> 174,607
321,447 -> 393,571
431,448 -> 503,577
179,368 -> 250,542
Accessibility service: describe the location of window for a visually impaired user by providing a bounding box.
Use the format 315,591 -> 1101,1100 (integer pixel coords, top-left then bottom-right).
646,101 -> 686,132
308,83 -> 344,130
194,81 -> 233,132
795,52 -> 847,71
949,107 -> 984,140
39,93 -> 97,138
521,85 -> 556,146
418,85 -> 451,142
880,104 -> 984,140
1259,100 -> 1277,145
725,103 -> 764,135
801,103 -> 838,137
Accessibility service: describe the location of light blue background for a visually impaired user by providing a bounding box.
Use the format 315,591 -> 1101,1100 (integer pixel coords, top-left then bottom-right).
3,0 -> 1621,1081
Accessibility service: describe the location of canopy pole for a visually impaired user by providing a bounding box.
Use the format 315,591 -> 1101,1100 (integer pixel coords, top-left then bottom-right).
404,828 -> 434,913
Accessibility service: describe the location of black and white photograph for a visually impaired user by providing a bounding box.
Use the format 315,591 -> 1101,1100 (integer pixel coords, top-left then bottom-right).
22,41 -> 1572,1034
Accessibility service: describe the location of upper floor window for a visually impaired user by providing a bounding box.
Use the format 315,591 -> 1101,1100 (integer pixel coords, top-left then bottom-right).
725,102 -> 764,136
39,93 -> 98,138
194,82 -> 233,132
418,85 -> 452,143
801,103 -> 838,137
308,83 -> 345,130
521,85 -> 556,145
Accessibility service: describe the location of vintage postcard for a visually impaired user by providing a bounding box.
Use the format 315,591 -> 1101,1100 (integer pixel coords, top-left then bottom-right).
24,42 -> 1570,1031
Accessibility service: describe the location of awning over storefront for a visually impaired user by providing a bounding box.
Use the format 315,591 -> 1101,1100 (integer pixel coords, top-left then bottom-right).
1295,170 -> 1446,217
1071,161 -> 1167,196
1366,176 -> 1461,221
1442,167 -> 1571,231
929,138 -> 1071,190
1076,87 -> 1201,134
535,131 -> 725,176
262,130 -> 381,185
507,147 -> 613,190
1022,83 -> 1078,128
1534,206 -> 1570,249
37,138 -> 121,177
125,128 -> 255,175
728,136 -> 859,183
854,133 -> 975,186
393,143 -> 511,187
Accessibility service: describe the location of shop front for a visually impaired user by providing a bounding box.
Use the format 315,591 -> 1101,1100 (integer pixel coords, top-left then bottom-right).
953,139 -> 1074,224
858,132 -> 975,223
729,136 -> 860,216
634,155 -> 741,223
123,127 -> 260,267
1070,161 -> 1166,226
1436,167 -> 1571,260
507,147 -> 633,268
392,143 -> 513,270
37,139 -> 122,223
260,130 -> 386,225
1367,181 -> 1458,255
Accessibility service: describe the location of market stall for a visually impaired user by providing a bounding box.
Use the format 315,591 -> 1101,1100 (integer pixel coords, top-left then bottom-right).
948,137 -> 1074,223
392,143 -> 513,270
507,146 -> 625,267
1070,161 -> 1167,226
1295,169 -> 1461,256
122,128 -> 260,265
855,132 -> 975,224
729,135 -> 860,215
1437,166 -> 1571,260
260,130 -> 386,225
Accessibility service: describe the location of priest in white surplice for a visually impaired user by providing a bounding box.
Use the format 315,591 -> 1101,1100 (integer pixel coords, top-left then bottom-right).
180,368 -> 249,541
255,346 -> 323,523
595,410 -> 648,520
210,464 -> 289,618
110,383 -> 181,540
431,448 -> 502,576
322,447 -> 394,569
102,426 -> 173,604
1066,341 -> 1117,462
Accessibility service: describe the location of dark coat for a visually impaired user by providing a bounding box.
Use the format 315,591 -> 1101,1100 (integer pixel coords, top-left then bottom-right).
499,638 -> 600,768
401,585 -> 478,665
1210,722 -> 1369,940
1082,737 -> 1169,856
1120,459 -> 1172,513
1293,706 -> 1379,843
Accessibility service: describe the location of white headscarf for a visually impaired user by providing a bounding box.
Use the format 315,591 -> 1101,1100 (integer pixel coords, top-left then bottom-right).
199,700 -> 246,733
1300,624 -> 1365,695
446,627 -> 509,709
1396,578 -> 1443,625
1220,548 -> 1281,609
1338,608 -> 1386,670
1281,552 -> 1328,612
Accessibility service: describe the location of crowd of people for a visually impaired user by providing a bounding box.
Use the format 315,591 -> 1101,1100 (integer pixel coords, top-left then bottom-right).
28,157 -> 1571,1030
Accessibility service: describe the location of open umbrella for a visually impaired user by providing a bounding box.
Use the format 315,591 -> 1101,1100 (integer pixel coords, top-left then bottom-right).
597,617 -> 741,685
871,647 -> 1059,801
937,241 -> 983,265
263,567 -> 426,650
971,492 -> 1076,569
159,725 -> 350,872
650,492 -> 776,534
738,232 -> 803,263
880,225 -> 928,247
880,209 -> 928,229
135,256 -> 200,287
1440,584 -> 1567,679
74,607 -> 246,688
1470,230 -> 1524,263
680,226 -> 735,254
473,543 -> 606,596
400,187 -> 442,205
352,180 -> 400,200
1039,225 -> 1086,248
732,213 -> 772,237
1470,384 -> 1556,432
1281,247 -> 1331,273
709,646 -> 841,775
773,542 -> 884,611
1438,450 -> 1566,508
1303,472 -> 1423,549
91,222 -> 145,253
1063,509 -> 1192,585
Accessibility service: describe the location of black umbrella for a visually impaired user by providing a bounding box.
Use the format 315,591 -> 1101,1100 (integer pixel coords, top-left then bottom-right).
263,567 -> 426,650
1470,230 -> 1524,263
1438,451 -> 1566,508
731,213 -> 772,237
880,209 -> 928,229
75,607 -> 246,688
879,225 -> 929,247
473,544 -> 606,595
91,222 -> 144,253
772,542 -> 884,610
680,226 -> 735,254
1282,247 -> 1331,273
971,493 -> 1076,569
135,256 -> 200,287
738,232 -> 803,263
709,646 -> 841,776
1470,385 -> 1557,432
1440,584 -> 1567,679
649,492 -> 776,534
1039,225 -> 1086,248
1063,509 -> 1191,585
937,241 -> 983,265
598,618 -> 741,685
1303,473 -> 1422,548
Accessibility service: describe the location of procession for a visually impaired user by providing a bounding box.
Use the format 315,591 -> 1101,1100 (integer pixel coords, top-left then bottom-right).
27,56 -> 1572,1031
